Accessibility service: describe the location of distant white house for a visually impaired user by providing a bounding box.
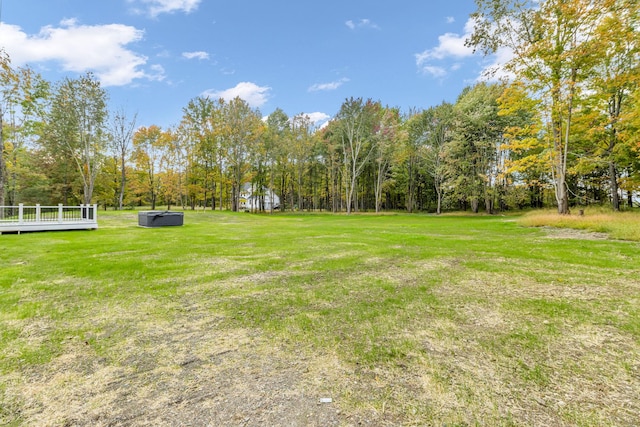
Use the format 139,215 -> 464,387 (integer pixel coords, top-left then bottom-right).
239,184 -> 280,211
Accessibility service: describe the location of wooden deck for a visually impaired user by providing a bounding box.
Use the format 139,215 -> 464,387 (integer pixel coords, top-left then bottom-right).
0,204 -> 98,234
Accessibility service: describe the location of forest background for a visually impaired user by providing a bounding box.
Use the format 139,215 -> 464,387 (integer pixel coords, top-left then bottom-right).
1,0 -> 639,216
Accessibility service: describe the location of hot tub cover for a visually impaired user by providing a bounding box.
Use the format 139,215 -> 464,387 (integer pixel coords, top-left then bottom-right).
138,211 -> 184,227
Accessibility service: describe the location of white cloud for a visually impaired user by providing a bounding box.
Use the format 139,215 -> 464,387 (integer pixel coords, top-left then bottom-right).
345,19 -> 380,30
148,64 -> 167,81
202,82 -> 271,108
130,0 -> 201,17
415,27 -> 474,64
308,78 -> 349,92
302,112 -> 330,126
182,51 -> 209,60
0,20 -> 163,86
421,66 -> 448,78
446,16 -> 455,24
415,17 -> 513,80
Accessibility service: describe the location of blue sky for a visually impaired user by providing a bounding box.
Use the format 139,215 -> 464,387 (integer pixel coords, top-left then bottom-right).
0,0 -> 501,128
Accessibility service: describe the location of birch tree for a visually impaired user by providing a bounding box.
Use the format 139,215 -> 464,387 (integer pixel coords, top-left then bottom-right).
336,97 -> 377,214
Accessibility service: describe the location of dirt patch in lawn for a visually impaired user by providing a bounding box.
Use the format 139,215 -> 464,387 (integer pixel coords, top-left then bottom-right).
3,311 -> 348,426
540,226 -> 610,240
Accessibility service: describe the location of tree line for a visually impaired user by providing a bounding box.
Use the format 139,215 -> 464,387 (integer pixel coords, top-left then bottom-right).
1,0 -> 638,214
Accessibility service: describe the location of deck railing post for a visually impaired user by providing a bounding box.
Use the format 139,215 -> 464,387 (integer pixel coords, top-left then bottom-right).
18,203 -> 24,223
36,204 -> 41,222
58,204 -> 63,222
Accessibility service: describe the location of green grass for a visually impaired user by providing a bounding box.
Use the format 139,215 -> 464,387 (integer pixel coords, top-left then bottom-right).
1,210 -> 640,426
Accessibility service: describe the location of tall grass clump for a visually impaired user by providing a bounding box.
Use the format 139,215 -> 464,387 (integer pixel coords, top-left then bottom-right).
518,207 -> 640,241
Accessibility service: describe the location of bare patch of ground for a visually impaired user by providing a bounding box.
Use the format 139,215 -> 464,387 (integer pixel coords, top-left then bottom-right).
540,226 -> 610,240
3,304 -> 346,426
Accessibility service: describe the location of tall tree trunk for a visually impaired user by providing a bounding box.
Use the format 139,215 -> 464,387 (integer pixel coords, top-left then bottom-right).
345,160 -> 357,215
219,171 -> 223,211
211,181 -> 216,211
0,111 -> 5,210
485,195 -> 493,214
297,170 -> 303,211
269,162 -> 274,214
231,183 -> 237,212
552,115 -> 571,214
406,159 -> 414,213
607,92 -> 622,211
609,161 -> 619,211
556,181 -> 569,214
559,68 -> 577,214
118,152 -> 126,210
375,163 -> 383,213
471,197 -> 479,214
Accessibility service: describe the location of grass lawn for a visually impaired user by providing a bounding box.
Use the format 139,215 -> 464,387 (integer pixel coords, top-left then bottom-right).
1,210 -> 639,426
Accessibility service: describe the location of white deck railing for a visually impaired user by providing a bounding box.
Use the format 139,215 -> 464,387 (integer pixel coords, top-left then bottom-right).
0,204 -> 98,233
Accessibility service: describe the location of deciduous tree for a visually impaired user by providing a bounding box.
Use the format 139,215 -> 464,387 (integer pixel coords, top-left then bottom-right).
468,0 -> 607,213
422,103 -> 454,214
132,125 -> 171,209
290,114 -> 314,210
179,96 -> 224,209
586,0 -> 640,209
265,108 -> 290,213
0,50 -> 14,208
221,97 -> 263,212
46,73 -> 108,205
109,108 -> 137,210
335,98 -> 377,214
372,107 -> 403,213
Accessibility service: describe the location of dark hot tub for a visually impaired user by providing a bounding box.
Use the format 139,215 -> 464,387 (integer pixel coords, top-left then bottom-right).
138,211 -> 184,227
